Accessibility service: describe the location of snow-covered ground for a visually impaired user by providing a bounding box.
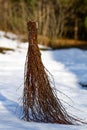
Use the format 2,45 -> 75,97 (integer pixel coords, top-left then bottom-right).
0,31 -> 87,130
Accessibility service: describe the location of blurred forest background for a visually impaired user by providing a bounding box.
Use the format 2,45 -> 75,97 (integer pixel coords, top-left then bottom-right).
0,0 -> 87,48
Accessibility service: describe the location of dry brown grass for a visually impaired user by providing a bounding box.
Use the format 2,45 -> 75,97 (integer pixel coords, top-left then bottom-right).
0,47 -> 14,53
37,36 -> 87,49
51,39 -> 87,48
38,35 -> 51,46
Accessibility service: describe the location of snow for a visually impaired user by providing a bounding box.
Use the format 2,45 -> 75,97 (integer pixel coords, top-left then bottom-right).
0,31 -> 50,51
0,31 -> 87,129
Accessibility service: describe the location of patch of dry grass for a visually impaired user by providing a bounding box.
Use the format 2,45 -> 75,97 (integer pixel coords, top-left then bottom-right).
37,36 -> 87,49
0,47 -> 14,53
38,35 -> 51,46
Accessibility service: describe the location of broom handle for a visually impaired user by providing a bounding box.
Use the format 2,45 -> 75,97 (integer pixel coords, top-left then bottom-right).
27,21 -> 38,45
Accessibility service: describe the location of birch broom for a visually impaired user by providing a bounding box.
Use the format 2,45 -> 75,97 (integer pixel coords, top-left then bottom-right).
23,21 -> 81,124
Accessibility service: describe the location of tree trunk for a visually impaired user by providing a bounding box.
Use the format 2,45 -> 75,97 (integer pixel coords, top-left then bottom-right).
74,18 -> 78,40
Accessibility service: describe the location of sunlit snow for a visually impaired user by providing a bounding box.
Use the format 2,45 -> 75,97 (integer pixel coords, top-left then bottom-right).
0,31 -> 87,130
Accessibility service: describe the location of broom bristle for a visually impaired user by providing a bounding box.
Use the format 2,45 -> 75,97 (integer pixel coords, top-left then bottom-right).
23,21 -> 81,124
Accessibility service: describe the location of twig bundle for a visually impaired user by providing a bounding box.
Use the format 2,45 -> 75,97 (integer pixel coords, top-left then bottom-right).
23,21 -> 80,124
